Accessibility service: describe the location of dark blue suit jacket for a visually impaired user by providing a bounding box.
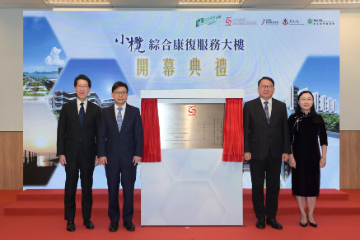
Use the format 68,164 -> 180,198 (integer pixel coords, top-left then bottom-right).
97,103 -> 143,167
243,97 -> 291,160
57,100 -> 101,161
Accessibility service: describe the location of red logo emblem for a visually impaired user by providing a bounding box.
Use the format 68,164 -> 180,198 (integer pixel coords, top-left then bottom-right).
188,106 -> 196,116
226,17 -> 232,26
261,19 -> 266,25
283,18 -> 289,25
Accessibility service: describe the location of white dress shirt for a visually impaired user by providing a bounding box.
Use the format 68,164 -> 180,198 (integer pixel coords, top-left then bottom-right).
114,103 -> 126,121
77,99 -> 88,113
260,97 -> 272,118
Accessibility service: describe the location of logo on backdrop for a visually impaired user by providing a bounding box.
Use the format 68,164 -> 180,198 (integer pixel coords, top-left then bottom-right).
284,19 -> 305,26
307,18 -> 335,26
282,18 -> 289,25
226,17 -> 232,26
196,15 -> 221,27
261,19 -> 279,25
188,106 -> 196,116
226,17 -> 257,26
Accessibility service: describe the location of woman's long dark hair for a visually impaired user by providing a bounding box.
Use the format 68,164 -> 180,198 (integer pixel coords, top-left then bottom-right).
295,90 -> 322,123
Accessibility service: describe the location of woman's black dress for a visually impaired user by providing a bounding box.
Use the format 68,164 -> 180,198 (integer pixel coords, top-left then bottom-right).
288,112 -> 328,197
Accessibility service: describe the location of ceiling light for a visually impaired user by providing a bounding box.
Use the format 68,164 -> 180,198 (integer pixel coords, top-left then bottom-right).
43,0 -> 110,4
179,0 -> 244,5
311,0 -> 360,4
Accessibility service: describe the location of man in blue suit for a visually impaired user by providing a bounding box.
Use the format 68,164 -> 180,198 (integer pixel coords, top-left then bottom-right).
97,81 -> 143,232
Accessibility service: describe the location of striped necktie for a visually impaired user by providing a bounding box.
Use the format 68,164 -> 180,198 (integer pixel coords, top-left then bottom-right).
117,107 -> 123,132
264,101 -> 270,123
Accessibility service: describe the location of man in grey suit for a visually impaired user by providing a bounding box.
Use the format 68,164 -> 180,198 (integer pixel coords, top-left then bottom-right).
243,76 -> 291,230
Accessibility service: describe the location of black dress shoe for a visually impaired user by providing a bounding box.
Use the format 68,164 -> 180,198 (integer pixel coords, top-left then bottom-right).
83,220 -> 94,229
256,218 -> 265,229
123,222 -> 135,231
300,221 -> 307,227
266,219 -> 283,230
109,222 -> 119,232
307,216 -> 317,227
66,221 -> 75,232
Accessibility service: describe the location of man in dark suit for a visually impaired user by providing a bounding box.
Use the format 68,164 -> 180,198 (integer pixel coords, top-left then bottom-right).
57,74 -> 101,231
243,76 -> 291,230
98,81 -> 143,232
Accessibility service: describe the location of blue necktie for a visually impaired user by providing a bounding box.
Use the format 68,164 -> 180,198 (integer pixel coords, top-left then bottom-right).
79,102 -> 85,126
117,107 -> 123,132
264,101 -> 270,124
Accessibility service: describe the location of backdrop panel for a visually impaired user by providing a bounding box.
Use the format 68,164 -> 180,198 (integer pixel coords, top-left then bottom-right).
22,10 -> 339,190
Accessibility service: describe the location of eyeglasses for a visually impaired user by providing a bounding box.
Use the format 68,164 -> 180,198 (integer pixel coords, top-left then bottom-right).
113,91 -> 128,95
76,85 -> 89,89
259,85 -> 274,89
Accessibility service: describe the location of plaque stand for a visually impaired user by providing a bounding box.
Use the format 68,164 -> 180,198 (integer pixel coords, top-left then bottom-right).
140,89 -> 244,226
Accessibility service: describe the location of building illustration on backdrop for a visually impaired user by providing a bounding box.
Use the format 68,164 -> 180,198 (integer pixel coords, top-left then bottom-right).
289,85 -> 337,114
52,90 -> 114,113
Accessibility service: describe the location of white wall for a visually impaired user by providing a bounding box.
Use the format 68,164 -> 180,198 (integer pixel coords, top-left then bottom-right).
340,9 -> 360,130
0,9 -> 23,131
0,9 -> 359,131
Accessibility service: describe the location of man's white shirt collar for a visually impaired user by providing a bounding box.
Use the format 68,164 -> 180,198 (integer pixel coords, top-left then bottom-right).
76,98 -> 88,113
114,102 -> 127,120
114,102 -> 126,112
260,97 -> 272,106
77,98 -> 88,106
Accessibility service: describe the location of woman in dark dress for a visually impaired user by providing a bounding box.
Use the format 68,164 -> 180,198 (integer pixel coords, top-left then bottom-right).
288,91 -> 328,228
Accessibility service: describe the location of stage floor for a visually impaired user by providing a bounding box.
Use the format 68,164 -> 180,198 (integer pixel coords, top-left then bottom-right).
1,189 -> 360,240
